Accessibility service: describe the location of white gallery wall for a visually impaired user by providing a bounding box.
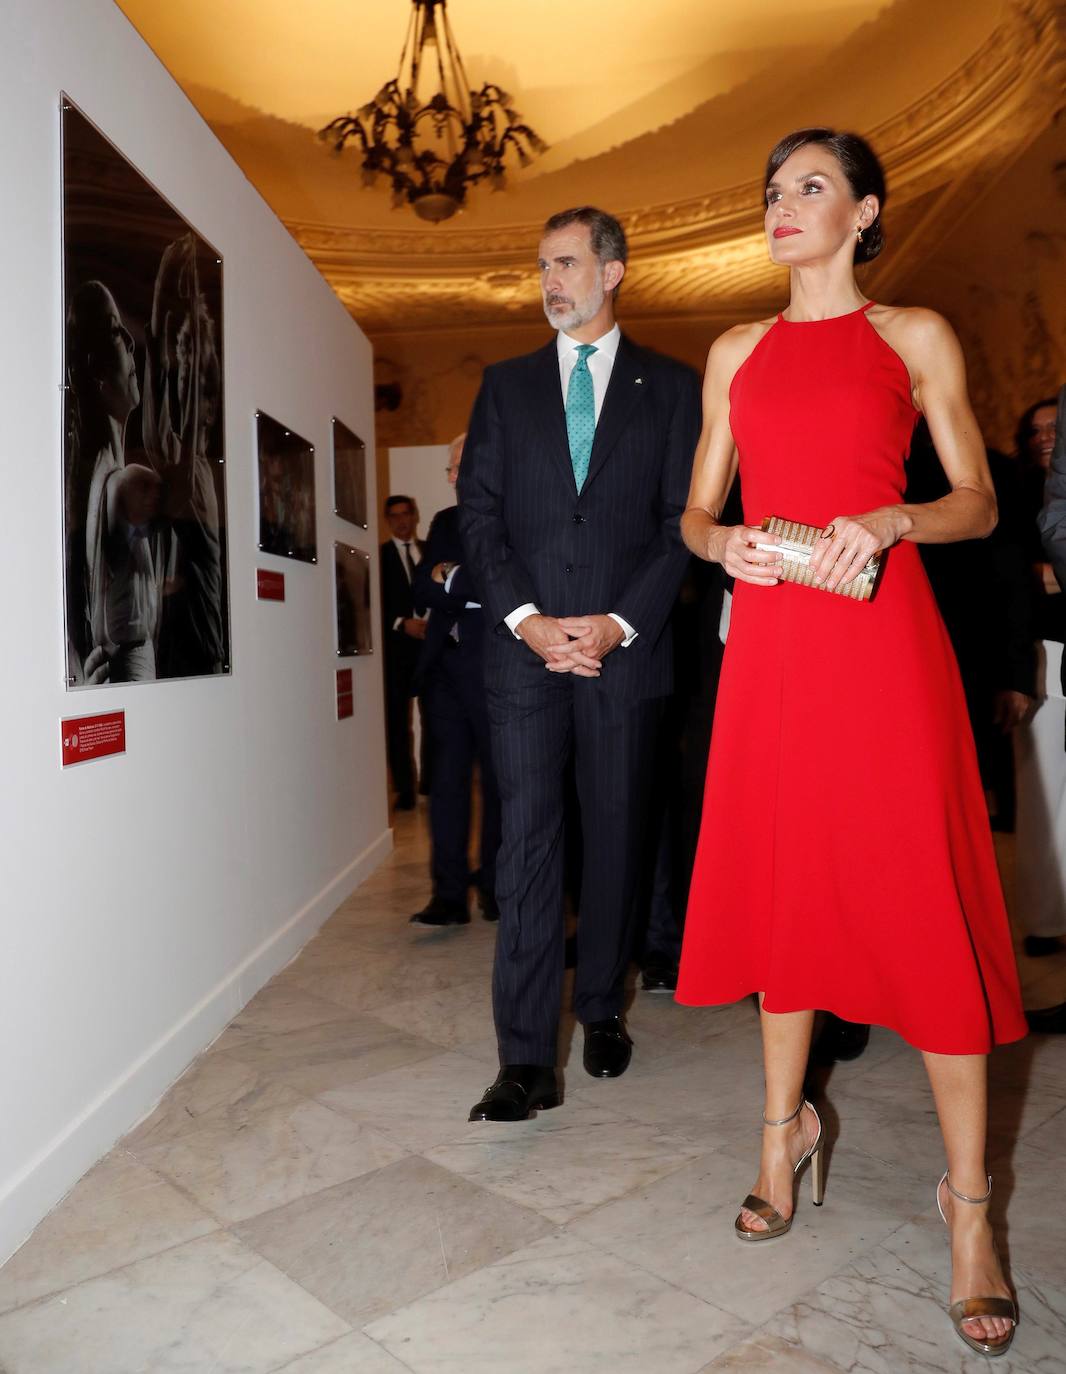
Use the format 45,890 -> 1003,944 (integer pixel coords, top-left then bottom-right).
388,444 -> 456,541
0,0 -> 390,1263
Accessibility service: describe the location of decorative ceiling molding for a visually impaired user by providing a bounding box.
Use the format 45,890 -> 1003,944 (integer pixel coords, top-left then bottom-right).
291,0 -> 1063,271
280,0 -> 1064,333
864,0 -> 1066,301
329,199 -> 927,335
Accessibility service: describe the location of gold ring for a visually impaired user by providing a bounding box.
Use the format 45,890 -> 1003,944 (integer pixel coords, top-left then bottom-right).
821,523 -> 836,539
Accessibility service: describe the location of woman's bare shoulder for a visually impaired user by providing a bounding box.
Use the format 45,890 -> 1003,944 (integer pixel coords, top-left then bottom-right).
868,305 -> 963,387
705,317 -> 776,378
869,303 -> 956,347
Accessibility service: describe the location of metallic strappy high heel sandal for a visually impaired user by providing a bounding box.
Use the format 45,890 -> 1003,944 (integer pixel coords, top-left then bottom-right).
734,1099 -> 824,1242
936,1172 -> 1017,1357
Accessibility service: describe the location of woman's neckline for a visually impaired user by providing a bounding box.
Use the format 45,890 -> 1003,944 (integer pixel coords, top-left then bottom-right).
777,301 -> 875,324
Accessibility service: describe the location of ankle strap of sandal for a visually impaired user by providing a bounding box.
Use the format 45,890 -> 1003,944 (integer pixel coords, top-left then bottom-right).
944,1173 -> 993,1205
763,1099 -> 805,1127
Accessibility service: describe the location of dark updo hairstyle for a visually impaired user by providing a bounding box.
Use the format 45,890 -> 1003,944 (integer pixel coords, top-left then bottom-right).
764,128 -> 887,265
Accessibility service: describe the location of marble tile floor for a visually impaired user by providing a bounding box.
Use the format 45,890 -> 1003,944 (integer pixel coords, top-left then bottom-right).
1,811 -> 1065,1373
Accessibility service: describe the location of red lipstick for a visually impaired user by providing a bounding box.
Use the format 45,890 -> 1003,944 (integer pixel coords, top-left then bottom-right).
773,227 -> 802,239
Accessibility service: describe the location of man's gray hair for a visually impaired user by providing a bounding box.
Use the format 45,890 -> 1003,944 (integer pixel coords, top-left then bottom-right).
543,206 -> 627,294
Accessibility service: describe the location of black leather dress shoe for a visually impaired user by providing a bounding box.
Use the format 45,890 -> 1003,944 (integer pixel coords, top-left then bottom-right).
478,888 -> 500,921
468,1065 -> 561,1121
1026,1001 -> 1066,1034
410,896 -> 470,927
811,1013 -> 870,1066
394,792 -> 416,812
1024,934 -> 1065,958
582,1017 -> 633,1078
641,953 -> 678,993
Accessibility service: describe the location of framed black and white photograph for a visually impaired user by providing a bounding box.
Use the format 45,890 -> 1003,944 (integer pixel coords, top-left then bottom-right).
62,98 -> 229,687
332,417 -> 368,529
256,411 -> 317,564
334,542 -> 373,656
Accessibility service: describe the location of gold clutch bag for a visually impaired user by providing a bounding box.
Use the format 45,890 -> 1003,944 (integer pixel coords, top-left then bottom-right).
755,516 -> 881,602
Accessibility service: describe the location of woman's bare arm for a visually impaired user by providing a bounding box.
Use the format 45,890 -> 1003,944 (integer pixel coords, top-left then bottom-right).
681,322 -> 784,585
894,309 -> 996,543
810,309 -> 997,592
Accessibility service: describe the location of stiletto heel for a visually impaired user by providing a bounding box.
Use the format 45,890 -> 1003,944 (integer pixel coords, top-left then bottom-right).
734,1099 -> 824,1242
810,1133 -> 826,1207
936,1172 -> 1017,1357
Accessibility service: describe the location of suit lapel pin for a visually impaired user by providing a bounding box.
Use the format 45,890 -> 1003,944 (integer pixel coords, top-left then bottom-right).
635,377 -> 643,385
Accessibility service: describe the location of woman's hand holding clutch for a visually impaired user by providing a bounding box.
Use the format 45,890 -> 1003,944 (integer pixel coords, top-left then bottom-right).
712,524 -> 785,586
808,508 -> 911,593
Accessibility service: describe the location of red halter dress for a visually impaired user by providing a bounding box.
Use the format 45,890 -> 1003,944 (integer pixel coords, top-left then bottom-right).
676,304 -> 1027,1053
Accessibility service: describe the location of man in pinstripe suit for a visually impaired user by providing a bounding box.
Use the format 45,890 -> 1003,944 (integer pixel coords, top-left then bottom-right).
459,207 -> 702,1121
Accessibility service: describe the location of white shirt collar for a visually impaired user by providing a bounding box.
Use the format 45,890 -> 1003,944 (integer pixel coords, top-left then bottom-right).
556,323 -> 621,363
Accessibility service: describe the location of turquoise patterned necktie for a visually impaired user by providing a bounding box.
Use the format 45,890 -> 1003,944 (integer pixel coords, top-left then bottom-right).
565,343 -> 598,491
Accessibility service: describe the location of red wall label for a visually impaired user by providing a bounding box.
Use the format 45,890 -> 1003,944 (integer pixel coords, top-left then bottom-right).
336,668 -> 354,720
257,569 -> 286,601
62,710 -> 126,767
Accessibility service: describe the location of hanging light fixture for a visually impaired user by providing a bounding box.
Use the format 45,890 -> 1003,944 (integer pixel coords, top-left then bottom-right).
319,0 -> 548,224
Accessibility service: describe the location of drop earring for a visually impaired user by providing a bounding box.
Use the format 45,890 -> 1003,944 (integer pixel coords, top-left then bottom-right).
856,225 -> 864,243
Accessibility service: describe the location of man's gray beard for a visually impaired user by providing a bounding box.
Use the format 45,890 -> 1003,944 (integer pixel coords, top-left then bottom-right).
543,278 -> 606,333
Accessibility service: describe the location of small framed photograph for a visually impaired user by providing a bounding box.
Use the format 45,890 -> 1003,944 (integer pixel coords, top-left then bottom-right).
334,541 -> 372,656
332,417 -> 368,529
256,411 -> 316,563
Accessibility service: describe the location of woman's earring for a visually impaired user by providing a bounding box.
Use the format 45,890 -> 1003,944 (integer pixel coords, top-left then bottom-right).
856,225 -> 864,243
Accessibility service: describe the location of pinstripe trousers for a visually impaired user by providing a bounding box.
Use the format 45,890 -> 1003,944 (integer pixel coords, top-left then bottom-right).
488,670 -> 664,1065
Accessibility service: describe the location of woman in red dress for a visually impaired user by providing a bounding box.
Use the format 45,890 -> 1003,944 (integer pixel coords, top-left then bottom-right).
676,128 -> 1026,1357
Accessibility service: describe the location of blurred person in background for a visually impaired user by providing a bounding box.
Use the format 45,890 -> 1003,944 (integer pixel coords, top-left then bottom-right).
1026,385 -> 1066,975
381,495 -> 426,810
1015,397 -> 1062,641
906,419 -> 1036,833
410,434 -> 501,927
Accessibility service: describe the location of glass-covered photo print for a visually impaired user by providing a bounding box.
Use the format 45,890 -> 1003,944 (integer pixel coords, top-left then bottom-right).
334,542 -> 373,656
332,417 -> 368,529
62,98 -> 229,687
256,411 -> 317,563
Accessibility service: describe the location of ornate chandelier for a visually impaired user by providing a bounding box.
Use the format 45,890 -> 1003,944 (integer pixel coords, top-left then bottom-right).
320,0 -> 548,224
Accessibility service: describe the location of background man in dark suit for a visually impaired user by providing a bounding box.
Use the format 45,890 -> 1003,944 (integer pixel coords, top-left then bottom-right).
380,494 -> 425,810
410,433 -> 501,928
458,205 -> 701,1121
1031,383 -> 1066,999
636,557 -> 727,994
1038,386 -> 1066,595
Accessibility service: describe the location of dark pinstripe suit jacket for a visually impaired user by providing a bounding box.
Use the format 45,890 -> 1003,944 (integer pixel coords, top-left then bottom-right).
458,334 -> 701,699
410,504 -> 484,693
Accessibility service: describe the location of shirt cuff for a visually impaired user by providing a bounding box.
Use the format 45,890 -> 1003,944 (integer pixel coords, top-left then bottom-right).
393,616 -> 405,632
608,612 -> 638,647
718,588 -> 732,645
505,603 -> 540,638
444,566 -> 482,609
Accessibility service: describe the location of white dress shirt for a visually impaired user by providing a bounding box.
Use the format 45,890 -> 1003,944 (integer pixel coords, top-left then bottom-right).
505,324 -> 637,647
393,535 -> 421,572
556,322 -> 621,423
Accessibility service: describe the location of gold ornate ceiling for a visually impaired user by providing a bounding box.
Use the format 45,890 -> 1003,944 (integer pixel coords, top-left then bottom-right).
119,0 -> 1064,335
